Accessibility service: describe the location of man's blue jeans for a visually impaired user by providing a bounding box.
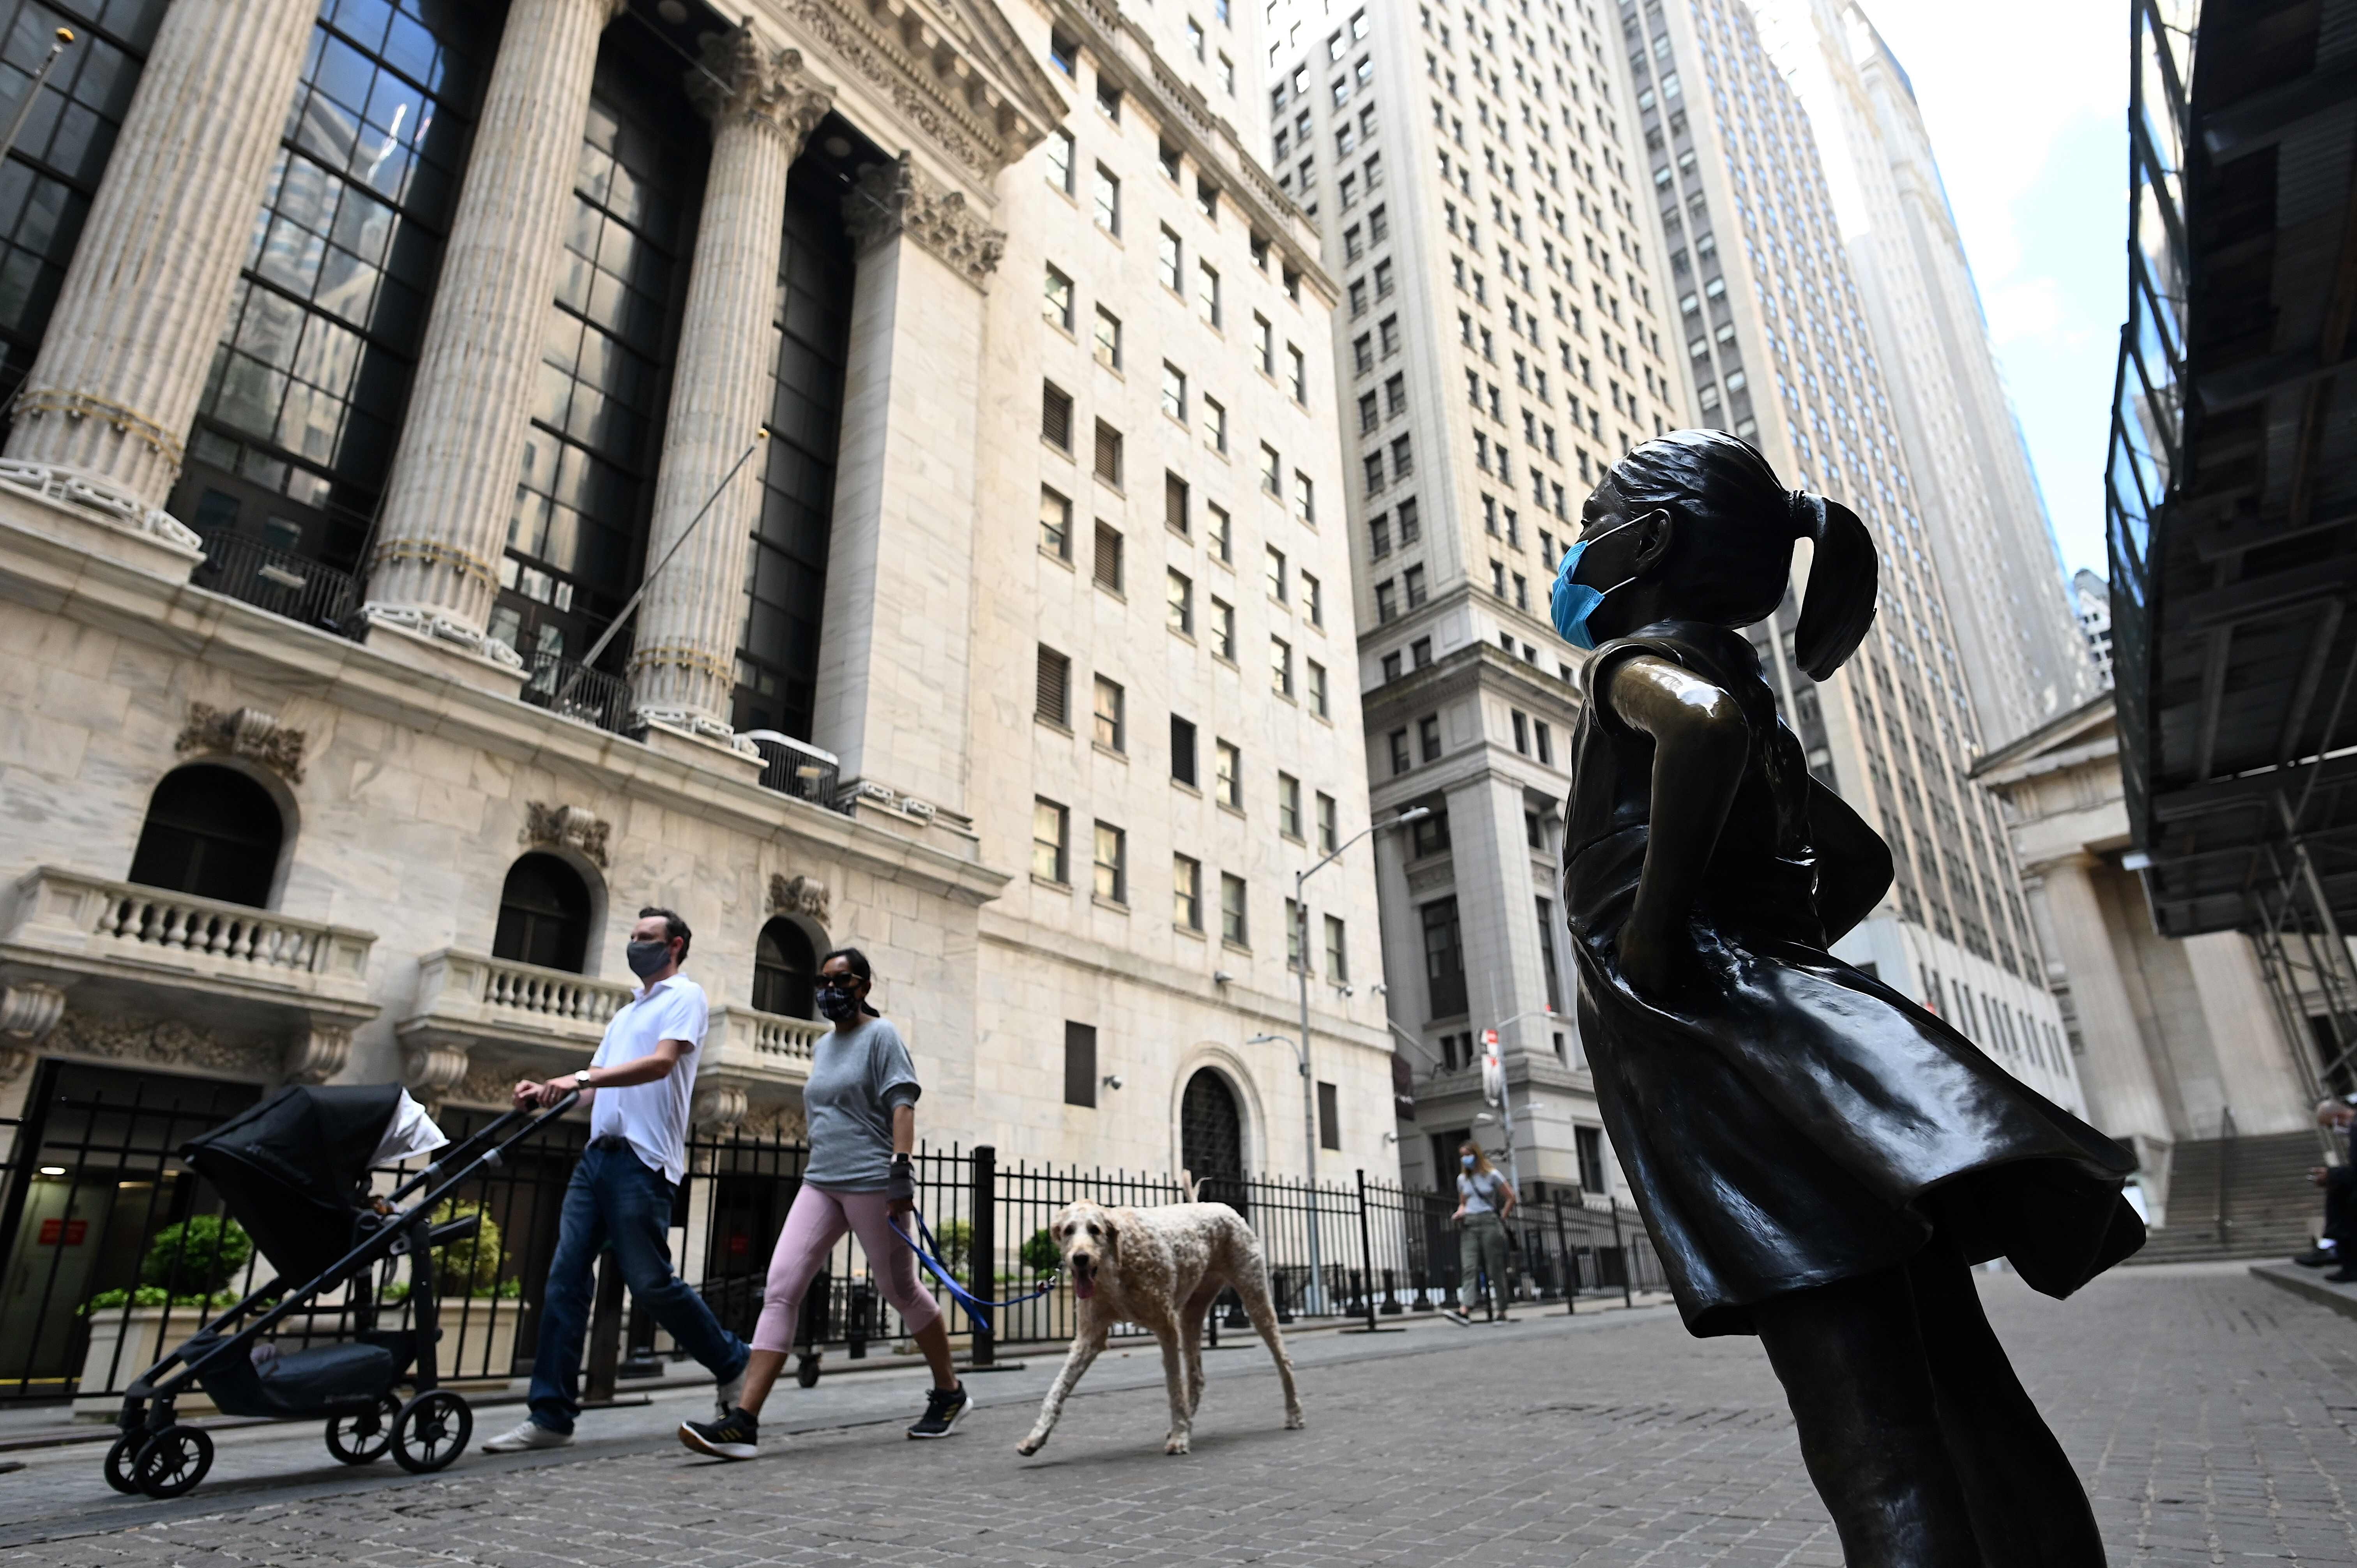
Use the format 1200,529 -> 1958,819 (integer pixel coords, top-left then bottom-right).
528,1142 -> 748,1434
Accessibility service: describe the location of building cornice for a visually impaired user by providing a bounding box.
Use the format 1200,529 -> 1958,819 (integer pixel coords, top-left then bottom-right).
1041,0 -> 1337,304
758,0 -> 1064,189
1359,639 -> 1585,733
0,501 -> 1011,909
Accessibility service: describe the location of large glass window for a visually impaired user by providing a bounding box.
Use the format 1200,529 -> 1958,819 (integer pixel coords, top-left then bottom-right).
734,153 -> 853,740
492,64 -> 696,666
127,765 -> 283,909
176,0 -> 491,572
0,0 -> 168,441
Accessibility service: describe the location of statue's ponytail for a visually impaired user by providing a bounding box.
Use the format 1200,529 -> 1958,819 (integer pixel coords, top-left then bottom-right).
1790,492 -> 1877,679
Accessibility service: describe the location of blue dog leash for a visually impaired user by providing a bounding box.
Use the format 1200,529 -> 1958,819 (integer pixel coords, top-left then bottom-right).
889,1206 -> 1060,1326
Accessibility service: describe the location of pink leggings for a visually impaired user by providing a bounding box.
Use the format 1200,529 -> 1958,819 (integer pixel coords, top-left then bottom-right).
751,1182 -> 942,1354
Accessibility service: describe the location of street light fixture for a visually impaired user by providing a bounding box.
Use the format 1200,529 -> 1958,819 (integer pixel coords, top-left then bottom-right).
1258,805 -> 1431,1315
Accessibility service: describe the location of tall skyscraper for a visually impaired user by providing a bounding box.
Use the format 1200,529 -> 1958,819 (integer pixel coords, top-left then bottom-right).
1624,0 -> 2088,1114
1263,0 -> 1691,1195
1753,0 -> 2100,748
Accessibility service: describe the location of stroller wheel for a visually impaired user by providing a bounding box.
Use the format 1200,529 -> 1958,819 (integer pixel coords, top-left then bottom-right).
101,1433 -> 143,1494
392,1389 -> 473,1474
796,1353 -> 822,1388
131,1425 -> 214,1498
326,1394 -> 403,1465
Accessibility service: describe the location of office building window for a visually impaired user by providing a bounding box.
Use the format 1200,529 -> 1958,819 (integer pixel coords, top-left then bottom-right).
1422,896 -> 1467,1018
1171,715 -> 1198,785
1221,872 -> 1249,945
1279,772 -> 1302,839
1093,821 -> 1127,902
1033,798 -> 1069,882
1216,739 -> 1242,807
1166,567 -> 1194,635
1316,791 -> 1339,853
1324,914 -> 1348,982
1039,486 -> 1071,557
1035,645 -> 1070,726
1093,673 -> 1125,750
1174,854 -> 1203,929
1064,1020 -> 1098,1105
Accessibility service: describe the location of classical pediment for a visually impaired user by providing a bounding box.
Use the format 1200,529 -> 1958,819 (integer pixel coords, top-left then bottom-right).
1971,692 -> 2120,787
758,0 -> 1069,185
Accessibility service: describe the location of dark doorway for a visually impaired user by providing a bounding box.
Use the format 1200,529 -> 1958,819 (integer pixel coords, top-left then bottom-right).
127,765 -> 283,908
493,853 -> 593,973
0,1063 -> 261,1401
1180,1068 -> 1246,1210
751,918 -> 816,1018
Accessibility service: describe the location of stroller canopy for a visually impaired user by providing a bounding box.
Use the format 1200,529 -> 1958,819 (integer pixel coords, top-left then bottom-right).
182,1084 -> 411,1284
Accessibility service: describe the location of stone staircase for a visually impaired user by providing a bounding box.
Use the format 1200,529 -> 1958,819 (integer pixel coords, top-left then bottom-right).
2128,1132 -> 2334,1264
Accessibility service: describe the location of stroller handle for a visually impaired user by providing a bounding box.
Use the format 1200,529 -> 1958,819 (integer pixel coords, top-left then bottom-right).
385,1088 -> 581,1204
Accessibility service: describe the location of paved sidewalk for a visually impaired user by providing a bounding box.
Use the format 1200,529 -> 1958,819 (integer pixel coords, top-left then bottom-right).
3,1262 -> 2351,1564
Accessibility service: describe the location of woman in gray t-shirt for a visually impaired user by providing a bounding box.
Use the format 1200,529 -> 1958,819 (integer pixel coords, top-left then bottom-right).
679,948 -> 966,1459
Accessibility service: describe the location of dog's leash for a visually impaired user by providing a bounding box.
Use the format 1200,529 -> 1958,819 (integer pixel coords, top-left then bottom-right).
889,1206 -> 1061,1326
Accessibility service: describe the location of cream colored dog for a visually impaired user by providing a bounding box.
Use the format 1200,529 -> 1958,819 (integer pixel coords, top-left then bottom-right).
1016,1197 -> 1303,1456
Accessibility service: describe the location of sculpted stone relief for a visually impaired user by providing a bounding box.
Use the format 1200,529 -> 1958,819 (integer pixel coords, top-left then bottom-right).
520,802 -> 611,869
843,153 -> 1005,288
768,872 -> 831,924
690,24 -> 836,150
174,703 -> 307,783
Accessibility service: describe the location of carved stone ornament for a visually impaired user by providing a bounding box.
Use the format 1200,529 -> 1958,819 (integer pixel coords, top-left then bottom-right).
689,23 -> 836,152
693,1079 -> 749,1136
768,872 -> 831,925
283,1024 -> 352,1086
521,802 -> 611,869
843,154 -> 1005,290
175,703 -> 307,783
0,982 -> 66,1042
50,1010 -> 269,1077
402,1041 -> 473,1099
783,0 -> 1009,178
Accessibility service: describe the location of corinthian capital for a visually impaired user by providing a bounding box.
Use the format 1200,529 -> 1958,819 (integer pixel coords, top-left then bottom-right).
843,154 -> 1006,290
689,19 -> 834,152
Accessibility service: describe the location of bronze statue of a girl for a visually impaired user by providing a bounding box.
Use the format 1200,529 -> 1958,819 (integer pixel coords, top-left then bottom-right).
1554,430 -> 2142,1566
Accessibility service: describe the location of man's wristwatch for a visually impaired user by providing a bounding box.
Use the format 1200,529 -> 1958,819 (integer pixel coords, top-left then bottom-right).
569,1069 -> 594,1093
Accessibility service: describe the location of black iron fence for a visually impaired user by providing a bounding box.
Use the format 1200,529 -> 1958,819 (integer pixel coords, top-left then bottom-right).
521,650 -> 634,736
191,531 -> 363,635
0,1090 -> 1667,1406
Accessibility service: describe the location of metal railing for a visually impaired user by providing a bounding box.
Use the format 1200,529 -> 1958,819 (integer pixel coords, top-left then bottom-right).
0,1097 -> 1668,1405
521,650 -> 634,736
744,730 -> 848,814
191,531 -> 362,635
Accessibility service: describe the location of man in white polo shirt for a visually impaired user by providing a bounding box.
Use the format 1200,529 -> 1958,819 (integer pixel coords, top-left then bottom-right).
483,907 -> 750,1451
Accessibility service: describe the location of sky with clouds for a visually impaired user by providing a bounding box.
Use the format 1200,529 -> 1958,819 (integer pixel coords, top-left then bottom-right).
1856,0 -> 2124,583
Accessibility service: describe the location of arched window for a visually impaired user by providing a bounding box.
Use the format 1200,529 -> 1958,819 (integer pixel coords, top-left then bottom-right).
1181,1068 -> 1246,1209
127,765 -> 283,908
494,854 -> 592,973
752,918 -> 816,1017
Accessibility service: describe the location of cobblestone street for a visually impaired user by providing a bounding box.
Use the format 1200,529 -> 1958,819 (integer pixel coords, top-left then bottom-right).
4,1262 -> 2352,1566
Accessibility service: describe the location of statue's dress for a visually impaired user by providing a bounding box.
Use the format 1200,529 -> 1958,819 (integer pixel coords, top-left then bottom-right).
1564,621 -> 2145,1337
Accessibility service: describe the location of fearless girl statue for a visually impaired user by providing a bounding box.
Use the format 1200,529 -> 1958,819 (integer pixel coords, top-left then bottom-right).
1552,429 -> 2142,1567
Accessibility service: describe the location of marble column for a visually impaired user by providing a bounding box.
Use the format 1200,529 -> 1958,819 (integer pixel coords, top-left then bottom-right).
2030,854 -> 2175,1193
2,0 -> 317,521
360,0 -> 623,673
811,155 -> 1004,817
628,28 -> 833,743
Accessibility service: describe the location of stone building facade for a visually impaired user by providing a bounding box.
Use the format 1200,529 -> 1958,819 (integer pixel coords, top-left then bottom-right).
0,0 -> 1394,1300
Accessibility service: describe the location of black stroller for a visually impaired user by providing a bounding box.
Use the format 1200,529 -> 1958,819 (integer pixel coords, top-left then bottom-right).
99,1082 -> 575,1498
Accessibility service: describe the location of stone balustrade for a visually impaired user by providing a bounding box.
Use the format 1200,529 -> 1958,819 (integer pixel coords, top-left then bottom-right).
397,948 -> 632,1096
0,865 -> 378,1082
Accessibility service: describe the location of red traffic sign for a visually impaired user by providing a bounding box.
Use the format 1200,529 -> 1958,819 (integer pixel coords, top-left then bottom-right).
1481,1029 -> 1498,1046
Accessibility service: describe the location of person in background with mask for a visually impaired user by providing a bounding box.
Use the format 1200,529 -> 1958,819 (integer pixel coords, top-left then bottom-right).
483,908 -> 751,1452
1445,1139 -> 1518,1325
677,946 -> 966,1459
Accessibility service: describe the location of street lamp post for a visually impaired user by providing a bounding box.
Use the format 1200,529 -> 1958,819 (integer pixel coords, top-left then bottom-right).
1254,805 -> 1430,1316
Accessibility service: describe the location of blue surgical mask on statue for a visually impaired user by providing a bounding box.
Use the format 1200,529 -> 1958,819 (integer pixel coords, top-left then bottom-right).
1461,1155 -> 1476,1171
1550,516 -> 1643,650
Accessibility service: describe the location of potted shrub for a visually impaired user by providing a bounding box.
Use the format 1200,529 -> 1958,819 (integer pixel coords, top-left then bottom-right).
75,1216 -> 255,1418
382,1201 -> 522,1383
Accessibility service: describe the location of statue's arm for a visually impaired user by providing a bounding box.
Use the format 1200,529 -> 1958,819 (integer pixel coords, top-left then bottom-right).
1807,777 -> 1893,945
1607,655 -> 1748,997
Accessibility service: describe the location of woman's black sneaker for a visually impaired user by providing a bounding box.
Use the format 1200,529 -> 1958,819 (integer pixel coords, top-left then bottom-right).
679,1406 -> 759,1460
906,1383 -> 968,1439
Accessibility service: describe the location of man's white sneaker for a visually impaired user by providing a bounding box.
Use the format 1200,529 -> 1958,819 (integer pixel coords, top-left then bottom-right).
482,1419 -> 574,1453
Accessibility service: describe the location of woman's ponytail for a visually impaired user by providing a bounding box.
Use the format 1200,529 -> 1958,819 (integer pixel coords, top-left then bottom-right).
1790,492 -> 1877,679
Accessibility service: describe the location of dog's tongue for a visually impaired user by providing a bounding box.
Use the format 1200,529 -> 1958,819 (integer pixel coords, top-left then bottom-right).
1074,1275 -> 1095,1300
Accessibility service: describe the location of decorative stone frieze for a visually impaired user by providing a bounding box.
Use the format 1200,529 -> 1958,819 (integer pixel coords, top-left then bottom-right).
781,0 -> 1051,181
843,153 -> 1005,289
50,1011 -> 269,1077
520,802 -> 611,868
768,873 -> 831,924
174,703 -> 307,783
692,1079 -> 749,1136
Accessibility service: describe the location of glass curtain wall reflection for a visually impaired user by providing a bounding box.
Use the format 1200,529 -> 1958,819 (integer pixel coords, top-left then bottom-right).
492,57 -> 700,669
175,0 -> 492,576
0,0 -> 167,441
732,161 -> 851,741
